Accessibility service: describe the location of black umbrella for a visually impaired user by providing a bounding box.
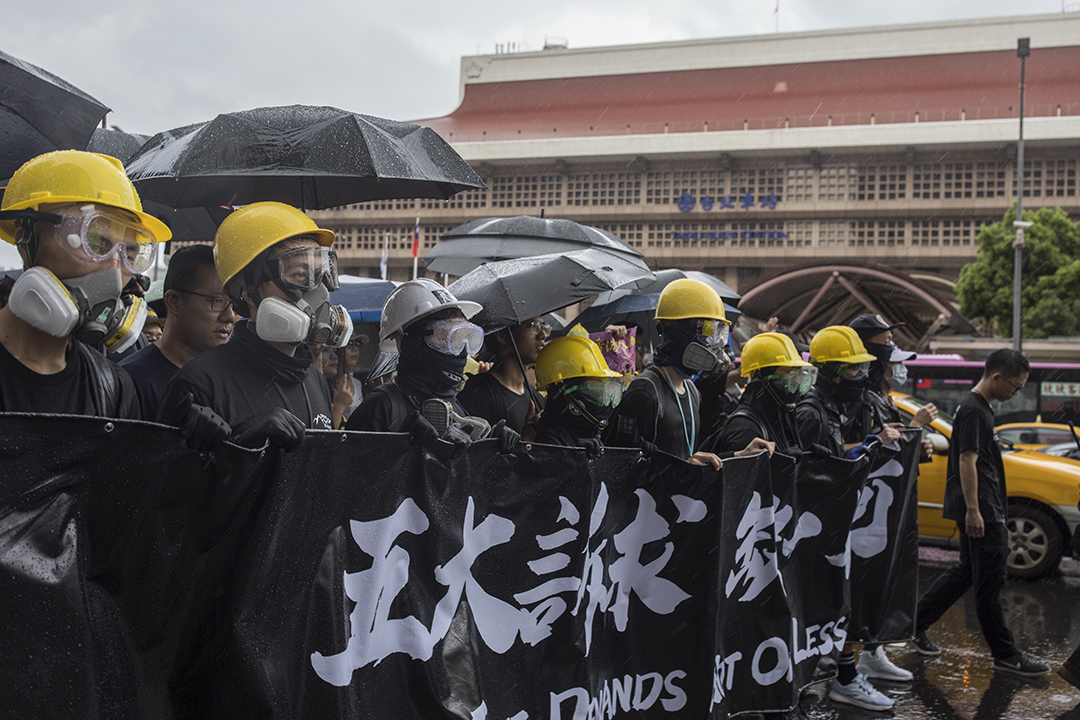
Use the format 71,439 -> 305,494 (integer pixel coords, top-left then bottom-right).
634,268 -> 741,304
424,215 -> 645,277
447,248 -> 654,332
571,290 -> 742,350
125,105 -> 486,209
86,128 -> 150,163
0,49 -> 110,180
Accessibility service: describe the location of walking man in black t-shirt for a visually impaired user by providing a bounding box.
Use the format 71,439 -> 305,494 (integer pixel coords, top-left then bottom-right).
0,151 -> 171,417
910,349 -> 1049,677
121,245 -> 237,419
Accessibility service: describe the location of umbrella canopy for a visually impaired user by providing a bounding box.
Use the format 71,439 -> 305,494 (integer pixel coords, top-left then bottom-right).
143,200 -> 233,243
633,268 -> 741,304
447,248 -> 654,332
329,276 -> 398,323
86,128 -> 150,163
0,49 -> 110,180
125,105 -> 486,209
424,215 -> 645,277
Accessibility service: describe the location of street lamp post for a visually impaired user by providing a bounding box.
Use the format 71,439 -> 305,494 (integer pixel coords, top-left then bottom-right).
1012,37 -> 1030,352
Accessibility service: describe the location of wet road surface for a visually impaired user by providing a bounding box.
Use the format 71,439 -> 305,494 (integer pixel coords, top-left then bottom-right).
794,547 -> 1080,720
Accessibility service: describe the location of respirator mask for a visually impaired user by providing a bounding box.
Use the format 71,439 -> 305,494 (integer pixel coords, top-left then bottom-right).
8,266 -> 148,354
681,318 -> 733,374
253,245 -> 353,347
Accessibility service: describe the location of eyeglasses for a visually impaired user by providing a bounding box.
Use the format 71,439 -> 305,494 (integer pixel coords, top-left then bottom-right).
525,319 -> 552,338
54,204 -> 159,273
1003,377 -> 1026,393
177,289 -> 232,313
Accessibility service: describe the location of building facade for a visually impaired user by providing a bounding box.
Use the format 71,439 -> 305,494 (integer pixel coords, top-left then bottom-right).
311,13 -> 1080,292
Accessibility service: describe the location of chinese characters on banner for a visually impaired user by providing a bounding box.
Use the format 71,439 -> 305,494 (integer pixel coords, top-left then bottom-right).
676,192 -> 780,213
0,418 -> 919,720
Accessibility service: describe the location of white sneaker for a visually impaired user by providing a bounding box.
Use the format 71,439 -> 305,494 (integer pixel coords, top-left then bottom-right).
857,645 -> 914,682
829,673 -> 895,711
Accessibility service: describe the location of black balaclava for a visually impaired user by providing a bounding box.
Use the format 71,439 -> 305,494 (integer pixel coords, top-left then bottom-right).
396,332 -> 468,400
863,340 -> 893,390
653,319 -> 697,376
748,373 -> 800,411
546,383 -> 613,437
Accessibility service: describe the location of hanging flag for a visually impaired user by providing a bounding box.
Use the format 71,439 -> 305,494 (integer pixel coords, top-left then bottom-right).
412,216 -> 420,259
380,234 -> 389,280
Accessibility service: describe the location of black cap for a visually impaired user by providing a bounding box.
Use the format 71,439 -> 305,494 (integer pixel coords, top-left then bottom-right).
849,313 -> 903,342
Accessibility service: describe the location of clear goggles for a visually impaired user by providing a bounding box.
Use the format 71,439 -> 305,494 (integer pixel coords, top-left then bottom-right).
839,361 -> 870,381
764,367 -> 817,395
271,245 -> 340,292
695,318 -> 730,347
423,319 -> 484,356
567,378 -> 624,408
57,204 -> 159,274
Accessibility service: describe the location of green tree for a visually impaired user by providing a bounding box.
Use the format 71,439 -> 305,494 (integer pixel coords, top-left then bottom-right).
956,205 -> 1080,338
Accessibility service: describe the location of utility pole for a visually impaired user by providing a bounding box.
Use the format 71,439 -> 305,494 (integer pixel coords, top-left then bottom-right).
1012,38 -> 1030,352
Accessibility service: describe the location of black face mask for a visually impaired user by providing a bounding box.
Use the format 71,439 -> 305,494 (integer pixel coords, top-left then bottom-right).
547,387 -> 612,435
396,333 -> 468,400
834,376 -> 867,403
863,341 -> 893,389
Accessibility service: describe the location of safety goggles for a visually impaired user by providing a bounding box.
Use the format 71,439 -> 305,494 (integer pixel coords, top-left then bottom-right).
839,361 -> 870,381
764,367 -> 817,396
423,318 -> 484,356
695,318 -> 730,347
567,378 -> 623,408
56,204 -> 159,274
270,245 -> 339,292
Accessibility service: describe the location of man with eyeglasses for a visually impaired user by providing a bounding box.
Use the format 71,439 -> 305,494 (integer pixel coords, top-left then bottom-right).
158,202 -> 352,450
0,150 -> 170,417
459,316 -> 548,437
120,245 -> 237,419
910,349 -> 1048,678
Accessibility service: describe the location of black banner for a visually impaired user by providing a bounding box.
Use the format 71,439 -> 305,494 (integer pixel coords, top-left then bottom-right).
0,416 -> 915,719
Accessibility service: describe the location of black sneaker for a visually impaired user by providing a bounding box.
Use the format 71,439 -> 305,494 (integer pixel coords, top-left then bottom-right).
993,654 -> 1050,677
909,631 -> 942,656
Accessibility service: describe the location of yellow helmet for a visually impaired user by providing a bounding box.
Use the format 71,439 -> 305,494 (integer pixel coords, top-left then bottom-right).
0,150 -> 171,245
809,326 -> 877,365
213,201 -> 335,289
654,278 -> 729,324
534,335 -> 621,391
740,332 -> 812,377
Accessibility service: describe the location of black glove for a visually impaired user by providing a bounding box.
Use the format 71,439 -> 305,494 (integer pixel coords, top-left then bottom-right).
403,411 -> 439,448
639,438 -> 657,459
578,436 -> 603,459
233,408 -> 306,451
490,419 -> 520,454
808,443 -> 834,459
175,392 -> 231,452
442,424 -> 473,458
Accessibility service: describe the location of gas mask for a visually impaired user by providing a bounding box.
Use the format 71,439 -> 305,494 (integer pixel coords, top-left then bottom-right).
656,318 -> 732,375
252,246 -> 353,347
7,266 -> 147,353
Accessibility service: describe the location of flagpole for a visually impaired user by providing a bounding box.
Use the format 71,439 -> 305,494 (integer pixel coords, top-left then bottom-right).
412,215 -> 420,279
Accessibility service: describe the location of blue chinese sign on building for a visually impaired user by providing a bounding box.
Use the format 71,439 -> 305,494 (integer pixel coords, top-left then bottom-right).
675,192 -> 780,212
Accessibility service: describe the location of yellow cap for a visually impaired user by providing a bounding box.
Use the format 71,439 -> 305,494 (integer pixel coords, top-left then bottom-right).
213,201 -> 334,289
809,326 -> 877,365
535,335 -> 621,391
654,278 -> 728,323
740,332 -> 812,376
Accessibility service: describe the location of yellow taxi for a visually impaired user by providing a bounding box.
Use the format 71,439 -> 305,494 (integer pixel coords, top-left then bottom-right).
996,422 -> 1078,450
892,393 -> 1080,578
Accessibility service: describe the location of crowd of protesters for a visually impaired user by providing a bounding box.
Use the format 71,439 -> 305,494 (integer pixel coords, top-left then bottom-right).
0,149 -> 1073,715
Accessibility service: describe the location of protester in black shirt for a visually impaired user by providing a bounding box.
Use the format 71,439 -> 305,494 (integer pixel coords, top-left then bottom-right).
532,335 -> 623,453
158,202 -> 353,450
121,245 -> 236,419
459,316 -> 547,438
911,349 -> 1048,677
708,332 -> 812,456
0,151 -> 170,418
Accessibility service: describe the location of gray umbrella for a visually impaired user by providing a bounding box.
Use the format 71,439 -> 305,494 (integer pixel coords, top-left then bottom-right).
86,128 -> 150,163
447,248 -> 654,332
425,215 -> 645,277
0,48 -> 110,180
125,105 -> 486,209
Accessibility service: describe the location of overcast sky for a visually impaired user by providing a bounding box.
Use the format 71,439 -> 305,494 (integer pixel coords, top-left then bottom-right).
0,0 -> 1067,268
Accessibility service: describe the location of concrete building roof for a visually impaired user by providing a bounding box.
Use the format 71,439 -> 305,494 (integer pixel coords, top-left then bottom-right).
413,13 -> 1080,147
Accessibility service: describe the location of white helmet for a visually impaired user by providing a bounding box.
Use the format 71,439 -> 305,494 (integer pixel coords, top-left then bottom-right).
379,278 -> 482,342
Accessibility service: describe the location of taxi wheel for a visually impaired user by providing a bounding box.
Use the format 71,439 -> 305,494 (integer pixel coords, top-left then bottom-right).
1006,503 -> 1063,579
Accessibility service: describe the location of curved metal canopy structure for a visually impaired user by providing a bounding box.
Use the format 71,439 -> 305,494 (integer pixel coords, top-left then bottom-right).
738,262 -> 977,351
